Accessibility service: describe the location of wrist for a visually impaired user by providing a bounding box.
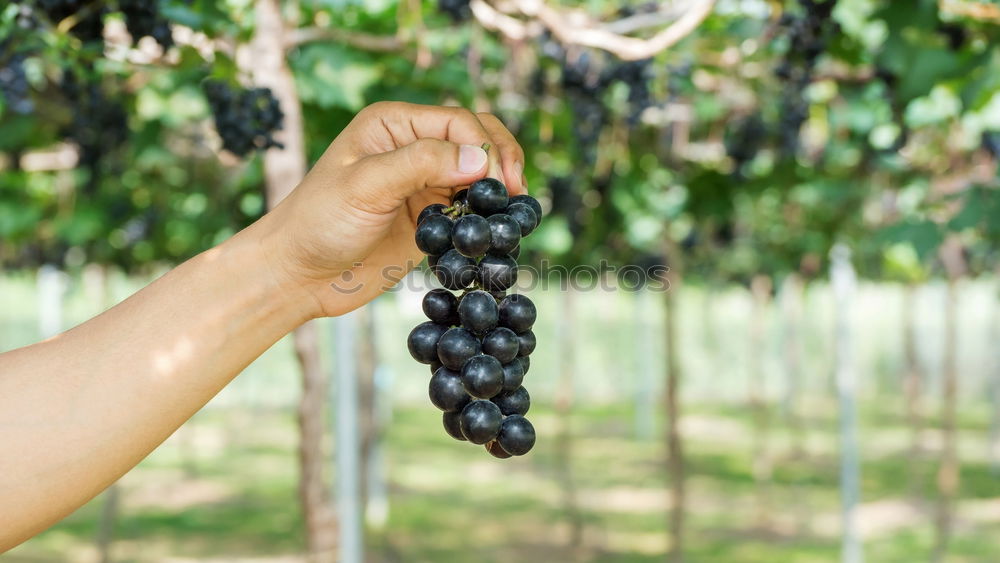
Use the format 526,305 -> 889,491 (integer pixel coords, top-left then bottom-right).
221,219 -> 324,325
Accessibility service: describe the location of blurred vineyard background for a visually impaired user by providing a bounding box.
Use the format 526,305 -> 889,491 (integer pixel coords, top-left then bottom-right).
2,0 -> 1000,561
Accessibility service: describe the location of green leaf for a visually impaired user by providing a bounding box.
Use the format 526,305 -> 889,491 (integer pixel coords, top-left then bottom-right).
292,44 -> 382,111
948,188 -> 986,231
878,219 -> 943,261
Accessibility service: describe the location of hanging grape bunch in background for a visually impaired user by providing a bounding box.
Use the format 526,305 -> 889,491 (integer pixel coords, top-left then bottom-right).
408,174 -> 542,458
203,80 -> 284,157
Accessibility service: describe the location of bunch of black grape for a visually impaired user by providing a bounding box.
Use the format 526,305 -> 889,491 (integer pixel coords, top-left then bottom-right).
0,47 -> 33,115
407,178 -> 542,459
608,58 -> 654,127
438,0 -> 471,23
773,0 -> 838,156
203,80 -> 284,157
59,71 -> 129,189
119,0 -> 174,49
27,0 -> 107,44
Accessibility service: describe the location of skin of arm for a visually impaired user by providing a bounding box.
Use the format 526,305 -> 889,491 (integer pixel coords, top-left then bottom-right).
0,101 -> 526,551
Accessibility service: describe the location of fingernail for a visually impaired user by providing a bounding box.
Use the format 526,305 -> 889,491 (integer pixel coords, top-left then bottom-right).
459,145 -> 488,173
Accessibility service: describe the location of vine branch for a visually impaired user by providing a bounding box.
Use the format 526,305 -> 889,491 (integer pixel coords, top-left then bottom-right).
285,0 -> 715,61
517,0 -> 716,61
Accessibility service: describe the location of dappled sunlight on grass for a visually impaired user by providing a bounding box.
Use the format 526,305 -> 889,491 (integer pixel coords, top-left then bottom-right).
8,401 -> 1000,562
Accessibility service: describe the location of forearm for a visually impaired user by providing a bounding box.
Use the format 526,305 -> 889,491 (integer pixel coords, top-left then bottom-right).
0,221 -> 315,550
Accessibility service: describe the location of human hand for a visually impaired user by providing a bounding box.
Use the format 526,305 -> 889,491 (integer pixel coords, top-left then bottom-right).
252,101 -> 527,318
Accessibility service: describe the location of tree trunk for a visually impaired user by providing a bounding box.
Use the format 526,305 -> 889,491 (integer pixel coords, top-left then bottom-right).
356,302 -> 388,531
335,312 -> 363,563
554,288 -> 583,549
901,284 -> 924,498
634,289 -> 656,440
664,247 -> 685,563
932,279 -> 959,562
37,264 -> 65,340
749,274 -> 773,525
356,305 -> 376,513
251,1 -> 337,559
780,274 -> 804,446
779,273 -> 810,531
991,274 -> 1000,477
932,238 -> 965,563
830,244 -> 863,563
95,482 -> 120,563
85,265 -> 121,563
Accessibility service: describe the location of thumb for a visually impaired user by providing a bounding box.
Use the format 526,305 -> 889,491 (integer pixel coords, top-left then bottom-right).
352,139 -> 488,201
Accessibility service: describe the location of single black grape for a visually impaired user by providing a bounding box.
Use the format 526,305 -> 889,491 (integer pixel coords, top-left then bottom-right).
460,400 -> 503,444
487,214 -> 521,255
437,327 -> 482,371
407,321 -> 449,364
457,290 -> 498,334
499,294 -> 536,334
497,415 -> 535,455
501,360 -> 525,391
481,327 -> 519,364
452,214 -> 491,258
516,330 -> 536,357
509,194 -> 542,220
492,386 -> 530,416
423,288 -> 459,325
415,214 -> 454,256
429,367 -> 472,412
443,411 -> 467,441
468,178 -> 508,215
433,249 -> 477,290
478,255 -> 518,292
519,355 -> 531,375
417,203 -> 448,226
505,202 -> 538,237
452,188 -> 469,205
486,440 -> 513,459
461,354 -> 504,399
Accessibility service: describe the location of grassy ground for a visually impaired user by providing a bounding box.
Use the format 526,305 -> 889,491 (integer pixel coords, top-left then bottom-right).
3,273 -> 999,561
6,399 -> 1000,563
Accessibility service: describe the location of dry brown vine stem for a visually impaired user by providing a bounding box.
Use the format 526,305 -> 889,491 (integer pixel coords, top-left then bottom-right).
287,0 -> 714,61
284,27 -> 404,51
939,0 -> 1000,23
509,0 -> 717,60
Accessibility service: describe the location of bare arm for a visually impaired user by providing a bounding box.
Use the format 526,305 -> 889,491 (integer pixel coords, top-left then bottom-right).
0,102 -> 526,551
0,226 -> 310,547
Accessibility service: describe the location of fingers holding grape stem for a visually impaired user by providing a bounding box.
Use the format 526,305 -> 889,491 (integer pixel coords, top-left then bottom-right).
408,174 -> 541,458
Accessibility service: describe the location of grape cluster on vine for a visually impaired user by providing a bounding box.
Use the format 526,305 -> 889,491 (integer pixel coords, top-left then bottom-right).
30,0 -> 107,43
437,0 -> 471,23
610,58 -> 654,126
408,178 -> 542,458
203,80 -> 284,157
0,45 -> 33,115
59,70 -> 129,188
17,0 -> 174,49
119,0 -> 174,49
540,40 -> 658,160
773,0 -> 839,156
